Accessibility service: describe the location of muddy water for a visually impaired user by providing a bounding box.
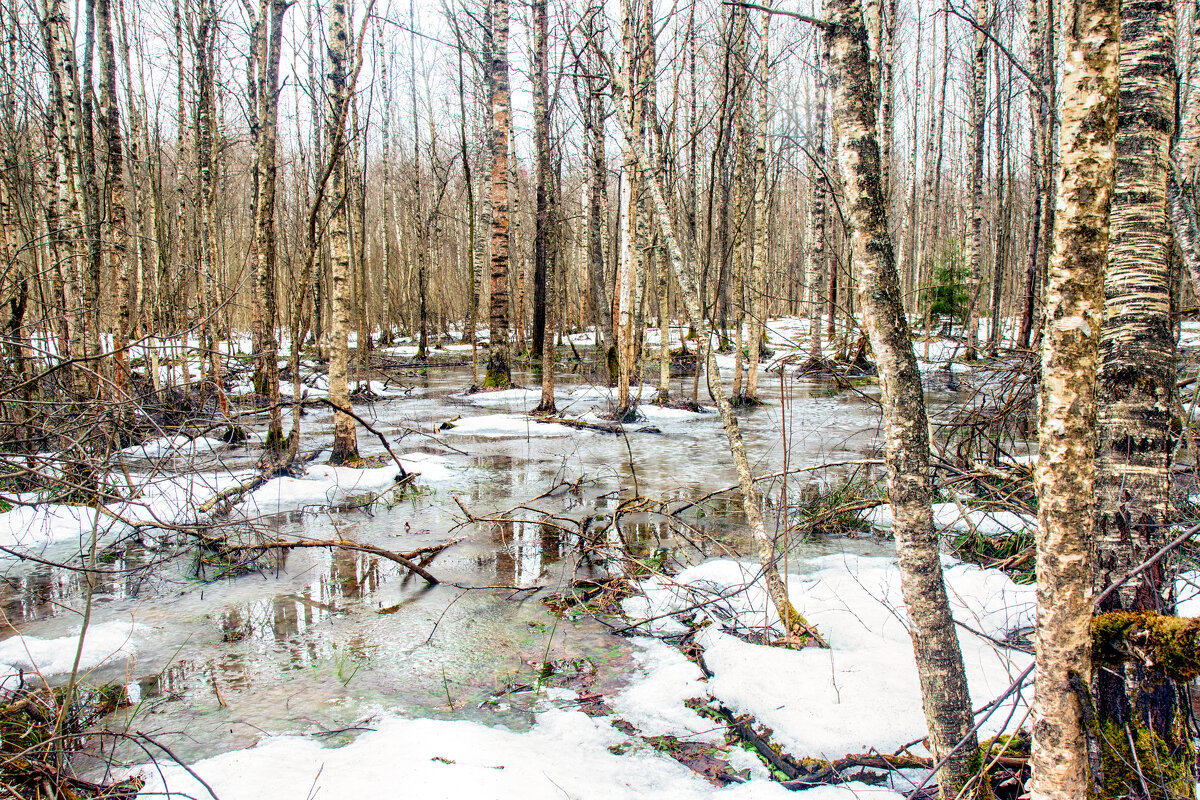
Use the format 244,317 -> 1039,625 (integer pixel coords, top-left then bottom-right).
1,365 -> 897,768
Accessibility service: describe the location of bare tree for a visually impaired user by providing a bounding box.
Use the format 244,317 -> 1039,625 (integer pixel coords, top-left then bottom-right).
326,0 -> 359,463
825,0 -> 978,793
484,0 -> 512,389
1031,0 -> 1119,794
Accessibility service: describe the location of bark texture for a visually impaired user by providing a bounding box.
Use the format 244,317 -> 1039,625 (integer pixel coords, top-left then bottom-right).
1031,0 -> 1120,794
825,0 -> 977,794
485,0 -> 512,389
1094,2 -> 1191,795
326,0 -> 358,463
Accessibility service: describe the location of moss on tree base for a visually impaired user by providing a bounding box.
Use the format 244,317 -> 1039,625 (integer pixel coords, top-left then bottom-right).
1092,611 -> 1200,682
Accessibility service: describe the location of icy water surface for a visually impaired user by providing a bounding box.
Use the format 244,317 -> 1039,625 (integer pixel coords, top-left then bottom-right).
1,364 -> 901,770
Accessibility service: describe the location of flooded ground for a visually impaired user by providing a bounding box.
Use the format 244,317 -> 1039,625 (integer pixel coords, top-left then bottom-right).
0,361 -> 906,774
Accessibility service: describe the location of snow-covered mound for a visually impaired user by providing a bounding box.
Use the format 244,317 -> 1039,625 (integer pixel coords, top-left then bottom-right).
622,555 -> 1034,759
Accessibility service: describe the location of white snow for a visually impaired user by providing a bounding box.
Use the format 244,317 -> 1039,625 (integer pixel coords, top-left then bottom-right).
119,435 -> 227,459
866,501 -> 1035,537
239,463 -> 442,514
134,706 -> 902,800
0,620 -> 143,678
0,454 -> 453,555
441,413 -> 578,438
624,555 -> 1034,760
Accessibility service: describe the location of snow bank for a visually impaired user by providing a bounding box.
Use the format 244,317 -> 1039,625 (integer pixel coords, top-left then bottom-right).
240,464 -> 429,514
119,435 -> 226,459
866,501 -> 1035,537
624,555 -> 1034,759
442,413 -> 577,438
0,503 -> 105,549
0,454 -> 452,553
0,620 -> 142,677
135,705 -> 902,800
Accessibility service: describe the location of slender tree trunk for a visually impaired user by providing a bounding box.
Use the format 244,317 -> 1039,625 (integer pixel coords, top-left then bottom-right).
965,0 -> 988,360
1030,0 -> 1119,793
1018,0 -> 1045,350
988,49 -> 1009,355
598,40 -> 812,638
326,0 -> 358,463
808,32 -> 828,363
95,0 -> 130,396
825,0 -> 978,795
584,17 -> 609,354
920,3 -> 950,342
379,22 -> 394,346
745,3 -> 771,402
410,0 -> 428,361
484,0 -> 512,388
251,0 -> 287,451
39,0 -> 84,380
532,0 -> 555,413
194,0 -> 227,416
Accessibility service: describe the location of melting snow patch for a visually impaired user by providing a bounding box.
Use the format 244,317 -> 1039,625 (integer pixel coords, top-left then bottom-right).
119,435 -> 226,459
624,555 -> 1034,759
442,413 -> 577,438
240,465 -> 414,514
0,620 -> 143,677
135,707 -> 902,800
866,501 -> 1034,537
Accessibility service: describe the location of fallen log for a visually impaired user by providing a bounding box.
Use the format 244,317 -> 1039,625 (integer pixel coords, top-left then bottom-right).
215,536 -> 462,585
535,416 -> 624,434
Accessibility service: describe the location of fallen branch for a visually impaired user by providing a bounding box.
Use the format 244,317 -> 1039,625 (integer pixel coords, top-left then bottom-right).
215,535 -> 461,584
198,450 -> 323,515
317,398 -> 411,476
535,415 -> 624,434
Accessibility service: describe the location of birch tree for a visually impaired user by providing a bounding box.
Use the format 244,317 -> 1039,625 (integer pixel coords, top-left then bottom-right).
252,0 -> 288,451
1031,0 -> 1119,794
532,0 -> 556,414
325,0 -> 359,463
965,0 -> 988,360
825,0 -> 978,794
1094,0 -> 1190,792
484,0 -> 512,389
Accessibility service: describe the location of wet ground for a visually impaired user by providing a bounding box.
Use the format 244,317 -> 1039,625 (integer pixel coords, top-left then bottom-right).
0,361 -> 903,772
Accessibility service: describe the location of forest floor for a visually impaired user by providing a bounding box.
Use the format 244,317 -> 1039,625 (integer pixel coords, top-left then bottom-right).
3,316 -> 1200,799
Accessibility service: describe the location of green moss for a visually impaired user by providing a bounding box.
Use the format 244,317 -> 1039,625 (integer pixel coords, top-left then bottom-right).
482,367 -> 511,389
606,344 -> 619,385
1096,718 -> 1193,800
1092,611 -> 1200,682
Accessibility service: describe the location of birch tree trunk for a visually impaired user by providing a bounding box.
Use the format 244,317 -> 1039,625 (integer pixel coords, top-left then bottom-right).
594,37 -> 814,641
484,0 -> 512,389
745,4 -> 771,402
1094,1 -> 1190,792
39,0 -> 85,379
1031,0 -> 1119,793
532,0 -> 556,414
825,0 -> 978,794
325,0 -> 358,463
808,31 -> 828,363
919,4 -> 950,343
965,0 -> 988,360
410,0 -> 428,361
379,23 -> 393,346
95,0 -> 130,395
194,0 -> 227,416
583,11 -> 609,353
253,0 -> 287,451
1018,0 -> 1047,350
